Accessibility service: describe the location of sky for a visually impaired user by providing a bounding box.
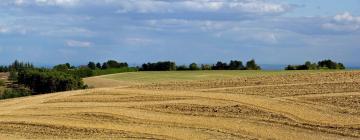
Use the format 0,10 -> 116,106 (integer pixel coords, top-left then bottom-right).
0,0 -> 360,66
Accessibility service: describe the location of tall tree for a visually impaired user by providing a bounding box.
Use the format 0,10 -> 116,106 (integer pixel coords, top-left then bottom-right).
229,60 -> 244,70
96,63 -> 102,69
246,59 -> 261,70
189,63 -> 199,70
87,62 -> 96,70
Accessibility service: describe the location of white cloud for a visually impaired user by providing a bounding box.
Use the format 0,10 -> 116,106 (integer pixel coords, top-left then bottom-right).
322,23 -> 360,32
322,12 -> 360,32
334,12 -> 360,23
109,0 -> 290,15
124,38 -> 156,46
66,40 -> 92,48
35,0 -> 79,6
11,0 -> 79,6
0,26 -> 10,33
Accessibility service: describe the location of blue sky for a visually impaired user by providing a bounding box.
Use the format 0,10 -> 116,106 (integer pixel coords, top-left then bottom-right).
0,0 -> 359,66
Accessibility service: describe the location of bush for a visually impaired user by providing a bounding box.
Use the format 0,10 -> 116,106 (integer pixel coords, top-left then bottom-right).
17,69 -> 85,94
0,88 -> 32,100
8,70 -> 18,81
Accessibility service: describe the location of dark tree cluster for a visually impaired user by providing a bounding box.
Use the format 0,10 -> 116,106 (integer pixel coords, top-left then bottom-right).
53,63 -> 74,72
0,66 -> 9,72
0,60 -> 34,72
53,63 -> 93,78
211,59 -> 261,70
9,60 -> 34,71
318,59 -> 345,69
86,60 -> 128,70
141,61 -> 176,71
17,69 -> 85,94
146,59 -> 261,71
176,63 -> 200,71
51,60 -> 133,78
285,60 -> 345,70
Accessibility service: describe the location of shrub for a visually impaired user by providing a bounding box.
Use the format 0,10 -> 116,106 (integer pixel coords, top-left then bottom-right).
0,88 -> 32,100
17,69 -> 85,94
8,70 -> 18,81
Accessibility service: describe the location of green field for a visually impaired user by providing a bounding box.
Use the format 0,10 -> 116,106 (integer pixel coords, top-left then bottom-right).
99,70 -> 346,84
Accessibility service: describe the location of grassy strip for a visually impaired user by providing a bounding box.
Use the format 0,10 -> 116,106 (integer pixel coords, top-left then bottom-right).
92,68 -> 138,76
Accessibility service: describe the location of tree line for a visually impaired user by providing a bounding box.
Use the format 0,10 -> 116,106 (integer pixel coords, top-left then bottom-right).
141,59 -> 261,71
285,59 -> 345,70
0,60 -> 136,97
0,60 -> 34,72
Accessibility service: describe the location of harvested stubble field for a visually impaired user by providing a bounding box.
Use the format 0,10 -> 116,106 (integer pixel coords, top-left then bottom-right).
1,70 -> 360,139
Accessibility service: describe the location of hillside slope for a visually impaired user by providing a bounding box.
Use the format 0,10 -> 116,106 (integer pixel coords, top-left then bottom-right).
0,71 -> 360,139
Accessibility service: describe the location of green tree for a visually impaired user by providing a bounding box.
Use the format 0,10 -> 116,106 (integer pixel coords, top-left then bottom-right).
201,64 -> 212,70
246,59 -> 261,70
229,60 -> 244,70
96,63 -> 102,69
101,62 -> 109,69
189,63 -> 199,70
337,63 -> 346,69
285,65 -> 296,70
87,62 -> 96,70
53,64 -> 70,71
212,61 -> 228,70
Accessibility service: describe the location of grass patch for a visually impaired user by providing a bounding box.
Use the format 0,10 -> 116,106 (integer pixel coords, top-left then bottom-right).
101,70 -> 347,84
92,68 -> 138,76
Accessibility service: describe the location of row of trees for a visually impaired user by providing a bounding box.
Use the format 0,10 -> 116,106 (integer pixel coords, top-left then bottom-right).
51,60 -> 134,78
0,60 -> 135,96
87,60 -> 128,70
143,59 -> 261,71
285,60 -> 345,70
141,61 -> 177,71
0,60 -> 34,72
211,59 -> 261,70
